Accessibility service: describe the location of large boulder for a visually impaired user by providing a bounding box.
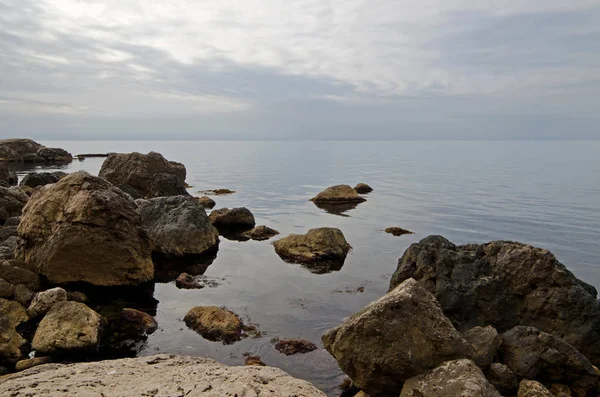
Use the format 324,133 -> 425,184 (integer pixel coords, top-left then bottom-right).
19,172 -> 66,189
184,306 -> 245,344
400,359 -> 501,397
17,171 -> 154,286
0,139 -> 72,163
208,207 -> 256,232
32,301 -> 105,354
310,185 -> 366,203
322,278 -> 473,396
389,235 -> 600,365
0,354 -> 327,396
500,326 -> 598,394
274,228 -> 351,273
0,186 -> 28,224
137,196 -> 219,257
99,151 -> 188,199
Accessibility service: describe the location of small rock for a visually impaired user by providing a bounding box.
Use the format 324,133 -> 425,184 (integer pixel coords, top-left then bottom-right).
353,183 -> 373,194
0,185 -> 29,224
27,287 -> 68,318
15,356 -> 51,371
241,225 -> 280,241
244,355 -> 266,366
199,189 -> 236,196
487,363 -> 518,395
517,380 -> 554,397
384,227 -> 414,236
120,308 -> 158,336
0,278 -> 14,298
175,273 -> 222,289
196,196 -> 216,209
209,207 -> 256,231
0,261 -> 40,290
274,339 -> 318,355
13,284 -> 34,306
67,290 -> 88,303
549,383 -> 572,397
462,326 -> 500,368
184,306 -> 245,344
310,185 -> 366,203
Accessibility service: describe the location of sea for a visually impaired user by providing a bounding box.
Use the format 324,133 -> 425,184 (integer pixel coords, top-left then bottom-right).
8,140 -> 600,396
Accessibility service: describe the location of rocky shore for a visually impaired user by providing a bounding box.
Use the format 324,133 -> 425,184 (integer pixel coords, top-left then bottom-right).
1,139 -> 599,396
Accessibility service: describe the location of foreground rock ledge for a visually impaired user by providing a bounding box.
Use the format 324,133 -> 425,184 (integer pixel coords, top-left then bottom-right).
0,354 -> 326,396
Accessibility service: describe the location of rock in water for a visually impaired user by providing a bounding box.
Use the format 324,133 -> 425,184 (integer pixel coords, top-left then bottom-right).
0,139 -> 72,163
353,183 -> 373,194
19,171 -> 66,188
274,339 -> 318,355
0,186 -> 28,224
384,227 -> 414,236
119,308 -> 158,336
389,235 -> 600,365
32,301 -> 105,354
241,225 -> 280,241
400,359 -> 501,397
208,207 -> 256,231
322,278 -> 473,396
137,196 -> 219,257
35,147 -> 73,162
184,306 -> 244,344
310,185 -> 367,203
27,287 -> 68,318
196,196 -> 216,209
99,151 -> 188,199
17,171 -> 154,286
273,228 -> 351,273
517,380 -> 554,397
0,354 -> 327,396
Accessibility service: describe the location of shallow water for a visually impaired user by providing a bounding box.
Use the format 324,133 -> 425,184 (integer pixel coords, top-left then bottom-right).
10,140 -> 600,395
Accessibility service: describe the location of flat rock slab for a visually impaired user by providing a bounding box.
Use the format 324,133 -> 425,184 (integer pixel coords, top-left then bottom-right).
0,354 -> 326,396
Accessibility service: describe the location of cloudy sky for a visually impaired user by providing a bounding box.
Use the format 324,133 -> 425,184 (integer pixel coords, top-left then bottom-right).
1,0 -> 599,140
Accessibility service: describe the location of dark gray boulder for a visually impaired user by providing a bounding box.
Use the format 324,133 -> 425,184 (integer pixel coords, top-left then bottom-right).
19,171 -> 66,188
0,186 -> 28,224
487,363 -> 518,395
389,235 -> 600,365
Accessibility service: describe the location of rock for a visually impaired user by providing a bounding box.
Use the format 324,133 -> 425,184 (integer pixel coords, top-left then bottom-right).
15,356 -> 51,371
549,383 -> 572,397
462,326 -> 500,368
27,287 -> 68,318
353,183 -> 373,194
241,225 -> 280,241
175,273 -> 222,289
0,354 -> 327,396
0,139 -> 43,162
35,147 -> 72,162
99,151 -> 188,199
310,185 -> 367,203
274,228 -> 351,273
199,189 -> 236,195
137,196 -> 219,257
184,306 -> 244,344
0,225 -> 17,242
389,235 -> 600,365
274,339 -> 318,355
487,363 -> 518,395
196,196 -> 216,209
400,359 -> 501,397
19,171 -> 66,188
208,207 -> 256,231
120,308 -> 158,336
13,284 -> 34,307
518,380 -> 554,397
0,236 -> 22,260
32,301 -> 104,354
0,186 -> 28,224
4,217 -> 20,227
384,227 -> 414,236
0,278 -> 14,298
17,171 -> 154,286
0,298 -> 29,326
0,315 -> 26,363
322,279 -> 474,396
500,326 -> 598,394
0,168 -> 17,186
244,355 -> 266,366
0,261 -> 40,290
66,290 -> 88,303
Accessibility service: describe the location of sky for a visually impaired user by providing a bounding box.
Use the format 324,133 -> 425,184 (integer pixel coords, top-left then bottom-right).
0,0 -> 599,140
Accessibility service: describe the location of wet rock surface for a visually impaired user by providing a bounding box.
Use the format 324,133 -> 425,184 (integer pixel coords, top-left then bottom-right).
196,195 -> 216,209
199,188 -> 236,195
274,339 -> 318,355
184,306 -> 246,344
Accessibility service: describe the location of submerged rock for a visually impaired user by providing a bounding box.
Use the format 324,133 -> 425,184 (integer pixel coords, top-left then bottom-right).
137,195 -> 219,257
27,287 -> 68,318
119,308 -> 158,337
353,183 -> 373,194
400,359 -> 501,397
274,228 -> 351,274
0,354 -> 327,396
241,225 -> 280,241
17,171 -> 154,286
196,196 -> 216,209
99,151 -> 188,199
19,171 -> 66,188
517,380 -> 554,397
322,279 -> 473,396
208,207 -> 256,232
175,273 -> 222,289
310,185 -> 366,203
184,306 -> 245,344
384,227 -> 414,236
389,235 -> 600,365
274,339 -> 318,355
0,186 -> 28,224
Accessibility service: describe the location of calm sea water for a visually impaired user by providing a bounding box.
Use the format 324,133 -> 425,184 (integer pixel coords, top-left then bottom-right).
11,140 -> 600,395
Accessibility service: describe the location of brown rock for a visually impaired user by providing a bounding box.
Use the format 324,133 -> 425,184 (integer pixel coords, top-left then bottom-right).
462,326 -> 501,368
274,339 -> 318,355
0,315 -> 26,363
15,356 -> 51,371
196,196 -> 216,209
241,225 -> 280,241
0,278 -> 14,298
518,380 -> 554,397
184,306 -> 244,344
199,189 -> 236,195
27,287 -> 68,318
208,207 -> 256,231
310,185 -> 366,203
0,261 -> 40,290
244,355 -> 266,366
0,298 -> 28,327
120,308 -> 158,336
13,284 -> 34,306
353,183 -> 373,194
384,227 -> 414,236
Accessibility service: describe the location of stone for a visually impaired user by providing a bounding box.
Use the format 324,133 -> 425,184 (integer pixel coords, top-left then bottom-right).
137,196 -> 219,257
199,189 -> 236,195
0,278 -> 14,298
66,290 -> 88,303
4,217 -> 20,226
500,326 -> 598,394
32,301 -> 105,354
0,139 -> 43,162
0,225 -> 17,242
274,228 -> 351,273
0,315 -> 26,363
0,261 -> 40,290
274,339 -> 318,355
310,185 -> 367,203
400,359 -> 501,397
0,354 -> 327,396
99,151 -> 188,199
0,236 -> 22,260
384,227 -> 414,236
119,308 -> 158,336
241,225 -> 280,241
389,235 -> 600,365
15,356 -> 51,371
487,363 -> 518,395
549,383 -> 572,397
184,306 -> 244,344
196,196 -> 216,209
353,183 -> 373,194
208,207 -> 256,231
0,168 -> 17,186
517,380 -> 554,397
462,326 -> 500,368
0,186 -> 28,224
17,171 -> 154,286
19,171 -> 66,188
244,355 -> 266,366
35,147 -> 73,162
175,273 -> 222,289
13,284 -> 34,307
322,279 -> 474,396
27,287 -> 68,318
0,298 -> 29,327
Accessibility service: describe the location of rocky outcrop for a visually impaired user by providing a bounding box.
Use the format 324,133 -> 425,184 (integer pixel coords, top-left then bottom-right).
353,183 -> 373,194
274,228 -> 351,274
0,186 -> 28,224
27,287 -> 68,318
274,339 -> 318,355
137,196 -> 219,257
389,235 -> 600,365
322,279 -> 473,396
0,168 -> 17,186
487,363 -> 518,395
462,326 -> 500,368
17,171 -> 154,286
310,185 -> 366,203
35,147 -> 72,162
196,196 -> 216,209
184,306 -> 246,344
19,172 -> 66,188
0,139 -> 72,163
99,151 -> 188,199
0,354 -> 327,396
400,359 -> 501,397
208,207 -> 256,232
32,301 -> 104,354
517,380 -> 554,397
241,225 -> 280,241
500,326 -> 598,394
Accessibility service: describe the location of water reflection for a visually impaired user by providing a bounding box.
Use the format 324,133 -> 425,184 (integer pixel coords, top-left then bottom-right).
312,201 -> 362,217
